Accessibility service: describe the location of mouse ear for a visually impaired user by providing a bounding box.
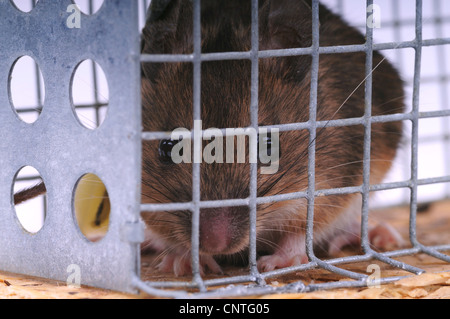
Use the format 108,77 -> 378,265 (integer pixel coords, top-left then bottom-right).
260,0 -> 313,50
141,0 -> 193,80
142,0 -> 192,54
146,0 -> 174,23
258,0 -> 314,82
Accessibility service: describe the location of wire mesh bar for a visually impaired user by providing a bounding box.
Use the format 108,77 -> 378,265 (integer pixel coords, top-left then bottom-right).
140,174 -> 450,214
304,0 -> 323,262
405,0 -> 450,264
303,0 -> 368,282
142,109 -> 450,142
409,0 -> 422,249
248,0 -> 260,279
354,0 -> 421,275
137,241 -> 450,292
190,0 -> 205,291
140,37 -> 450,63
433,0 -> 450,197
360,0 -> 375,254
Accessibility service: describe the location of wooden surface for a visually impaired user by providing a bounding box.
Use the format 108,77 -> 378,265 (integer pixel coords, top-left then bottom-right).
1,200 -> 450,299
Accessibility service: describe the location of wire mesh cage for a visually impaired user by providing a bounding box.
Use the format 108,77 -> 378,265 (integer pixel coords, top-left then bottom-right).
1,0 -> 449,298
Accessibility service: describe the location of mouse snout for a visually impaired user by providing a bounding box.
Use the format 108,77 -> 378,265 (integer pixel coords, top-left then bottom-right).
199,207 -> 248,255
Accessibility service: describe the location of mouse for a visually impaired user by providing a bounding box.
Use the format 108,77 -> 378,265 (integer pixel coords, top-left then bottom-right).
140,0 -> 406,276
13,0 -> 405,276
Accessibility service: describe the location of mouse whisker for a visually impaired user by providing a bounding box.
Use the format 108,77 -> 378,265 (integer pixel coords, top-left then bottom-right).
142,179 -> 182,203
256,236 -> 284,252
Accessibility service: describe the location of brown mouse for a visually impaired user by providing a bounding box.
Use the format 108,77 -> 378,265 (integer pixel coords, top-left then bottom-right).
14,0 -> 405,276
140,0 -> 405,275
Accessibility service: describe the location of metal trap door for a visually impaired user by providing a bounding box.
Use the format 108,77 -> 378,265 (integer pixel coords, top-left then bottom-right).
0,0 -> 142,293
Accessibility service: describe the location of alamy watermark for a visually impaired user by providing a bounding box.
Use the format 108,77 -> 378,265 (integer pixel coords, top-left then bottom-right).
66,4 -> 81,29
367,4 -> 382,29
168,120 -> 280,174
66,264 -> 81,288
366,264 -> 381,288
64,4 -> 382,30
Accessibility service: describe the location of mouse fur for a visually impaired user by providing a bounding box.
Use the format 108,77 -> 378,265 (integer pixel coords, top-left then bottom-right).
140,0 -> 405,275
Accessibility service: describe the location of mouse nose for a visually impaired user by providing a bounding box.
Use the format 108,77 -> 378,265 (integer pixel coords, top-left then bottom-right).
199,207 -> 248,254
199,208 -> 232,254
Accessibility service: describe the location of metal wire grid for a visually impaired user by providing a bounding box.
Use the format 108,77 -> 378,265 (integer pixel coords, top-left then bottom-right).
387,0 -> 450,206
425,0 -> 450,198
135,0 -> 450,298
1,0 -> 449,298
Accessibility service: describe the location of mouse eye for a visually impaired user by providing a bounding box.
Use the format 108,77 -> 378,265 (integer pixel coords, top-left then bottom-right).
159,139 -> 179,164
259,135 -> 273,156
258,133 -> 280,160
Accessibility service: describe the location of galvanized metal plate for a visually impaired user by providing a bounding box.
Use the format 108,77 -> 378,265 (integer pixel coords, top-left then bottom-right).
0,0 -> 142,293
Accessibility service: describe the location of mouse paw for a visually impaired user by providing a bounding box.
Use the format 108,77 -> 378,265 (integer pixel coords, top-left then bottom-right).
328,230 -> 360,256
258,253 -> 308,272
328,221 -> 405,256
257,234 -> 308,272
157,252 -> 222,277
369,222 -> 405,251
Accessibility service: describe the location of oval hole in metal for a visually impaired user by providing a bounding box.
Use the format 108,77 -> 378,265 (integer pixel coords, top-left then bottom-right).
70,59 -> 110,130
73,173 -> 111,242
9,55 -> 45,124
12,166 -> 47,234
72,0 -> 105,15
10,0 -> 39,13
